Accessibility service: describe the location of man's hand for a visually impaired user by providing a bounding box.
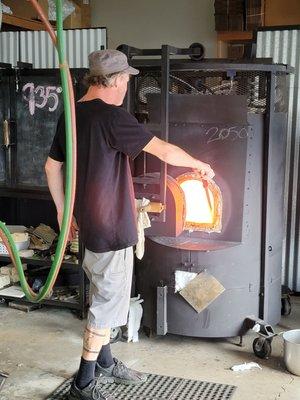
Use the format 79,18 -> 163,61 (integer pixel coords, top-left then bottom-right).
194,161 -> 215,181
57,211 -> 79,241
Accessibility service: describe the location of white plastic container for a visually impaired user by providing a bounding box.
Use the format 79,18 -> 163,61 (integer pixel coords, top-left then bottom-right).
0,226 -> 30,255
283,329 -> 300,376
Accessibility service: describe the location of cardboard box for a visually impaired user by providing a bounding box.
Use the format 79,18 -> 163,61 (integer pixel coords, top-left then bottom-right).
215,0 -> 244,16
228,14 -> 244,30
0,264 -> 27,283
4,0 -> 90,28
215,14 -> 229,31
0,275 -> 10,289
265,0 -> 300,26
37,0 -> 49,20
3,0 -> 48,21
10,269 -> 20,284
64,2 -> 91,28
228,44 -> 245,59
0,266 -> 10,275
246,0 -> 265,30
64,3 -> 81,29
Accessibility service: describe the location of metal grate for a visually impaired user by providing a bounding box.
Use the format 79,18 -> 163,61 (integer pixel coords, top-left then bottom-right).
135,70 -> 270,115
47,374 -> 236,400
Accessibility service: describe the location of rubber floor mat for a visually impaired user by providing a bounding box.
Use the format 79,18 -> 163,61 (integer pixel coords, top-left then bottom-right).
47,373 -> 236,400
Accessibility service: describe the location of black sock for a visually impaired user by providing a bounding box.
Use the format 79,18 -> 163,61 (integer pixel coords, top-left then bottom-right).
75,357 -> 96,389
97,343 -> 114,368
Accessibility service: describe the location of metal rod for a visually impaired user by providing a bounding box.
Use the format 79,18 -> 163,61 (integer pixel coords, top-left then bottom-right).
260,72 -> 276,320
159,45 -> 170,223
118,44 -> 203,58
128,59 -> 292,74
157,285 -> 168,335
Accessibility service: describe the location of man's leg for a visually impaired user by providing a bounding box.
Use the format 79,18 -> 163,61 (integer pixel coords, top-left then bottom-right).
69,249 -> 117,399
97,343 -> 114,369
76,326 -> 110,389
95,247 -> 147,385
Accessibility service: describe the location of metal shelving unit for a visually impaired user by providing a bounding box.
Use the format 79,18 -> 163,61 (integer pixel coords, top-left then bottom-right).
0,188 -> 87,318
0,248 -> 87,318
0,65 -> 88,318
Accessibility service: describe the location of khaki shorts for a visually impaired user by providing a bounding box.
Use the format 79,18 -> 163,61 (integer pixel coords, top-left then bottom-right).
83,247 -> 134,329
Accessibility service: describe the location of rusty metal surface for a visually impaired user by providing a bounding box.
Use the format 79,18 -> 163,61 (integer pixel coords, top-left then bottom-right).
179,272 -> 225,313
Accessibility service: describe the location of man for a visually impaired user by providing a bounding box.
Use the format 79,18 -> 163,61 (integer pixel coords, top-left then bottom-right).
45,49 -> 214,400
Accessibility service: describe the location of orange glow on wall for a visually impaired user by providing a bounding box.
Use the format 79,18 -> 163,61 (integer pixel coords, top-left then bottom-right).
176,173 -> 222,232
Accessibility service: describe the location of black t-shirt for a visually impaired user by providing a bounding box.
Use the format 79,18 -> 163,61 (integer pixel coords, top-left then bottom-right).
49,99 -> 153,253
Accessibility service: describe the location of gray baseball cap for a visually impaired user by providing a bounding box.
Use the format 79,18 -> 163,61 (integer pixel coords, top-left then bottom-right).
88,49 -> 139,76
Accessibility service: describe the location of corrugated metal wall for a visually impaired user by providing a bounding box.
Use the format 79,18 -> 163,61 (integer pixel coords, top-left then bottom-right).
257,28 -> 300,291
0,28 -> 107,68
0,31 -> 19,65
60,28 -> 107,68
19,30 -> 54,68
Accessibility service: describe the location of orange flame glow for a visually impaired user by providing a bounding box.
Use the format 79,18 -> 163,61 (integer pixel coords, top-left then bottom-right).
179,179 -> 214,224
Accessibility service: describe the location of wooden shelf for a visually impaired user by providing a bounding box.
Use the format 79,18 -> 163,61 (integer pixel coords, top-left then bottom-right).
2,14 -> 48,30
217,31 -> 254,43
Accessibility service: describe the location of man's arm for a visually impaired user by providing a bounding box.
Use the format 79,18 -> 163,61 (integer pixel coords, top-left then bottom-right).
143,137 -> 214,179
45,157 -> 65,228
45,157 -> 78,239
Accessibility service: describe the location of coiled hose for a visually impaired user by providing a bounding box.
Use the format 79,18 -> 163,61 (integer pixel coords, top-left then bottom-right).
0,0 -> 77,302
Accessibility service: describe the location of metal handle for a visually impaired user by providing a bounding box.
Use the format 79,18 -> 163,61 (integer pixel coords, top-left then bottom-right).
139,202 -> 164,214
3,120 -> 10,148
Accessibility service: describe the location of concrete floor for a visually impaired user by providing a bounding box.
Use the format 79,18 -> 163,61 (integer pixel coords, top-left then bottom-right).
0,298 -> 299,400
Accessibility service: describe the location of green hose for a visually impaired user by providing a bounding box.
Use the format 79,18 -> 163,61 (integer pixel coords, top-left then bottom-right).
0,0 -> 75,302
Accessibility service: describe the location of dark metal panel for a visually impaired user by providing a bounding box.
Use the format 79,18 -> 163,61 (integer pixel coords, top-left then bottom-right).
167,289 -> 259,338
136,114 -> 266,337
148,94 -> 248,125
0,70 -> 16,186
262,109 -> 288,322
118,44 -> 204,58
136,237 -> 261,338
0,79 -> 7,184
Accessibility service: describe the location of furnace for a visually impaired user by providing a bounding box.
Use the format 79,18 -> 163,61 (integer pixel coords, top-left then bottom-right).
120,45 -> 291,341
176,172 -> 222,232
